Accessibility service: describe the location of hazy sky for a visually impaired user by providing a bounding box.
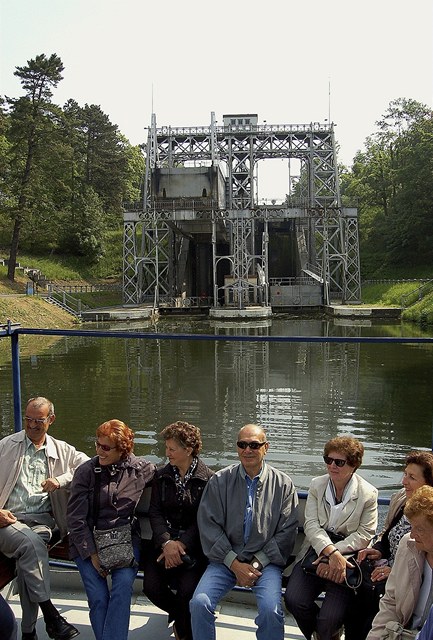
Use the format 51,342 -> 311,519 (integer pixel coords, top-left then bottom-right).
1,0 -> 432,199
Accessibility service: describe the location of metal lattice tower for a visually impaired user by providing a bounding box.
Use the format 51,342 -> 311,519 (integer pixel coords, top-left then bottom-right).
123,112 -> 360,307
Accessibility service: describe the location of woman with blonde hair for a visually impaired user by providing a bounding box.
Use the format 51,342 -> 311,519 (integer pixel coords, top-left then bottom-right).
349,450 -> 433,639
67,420 -> 155,640
367,484 -> 433,639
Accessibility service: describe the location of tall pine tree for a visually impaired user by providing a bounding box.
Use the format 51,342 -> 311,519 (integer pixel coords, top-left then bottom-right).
6,53 -> 64,281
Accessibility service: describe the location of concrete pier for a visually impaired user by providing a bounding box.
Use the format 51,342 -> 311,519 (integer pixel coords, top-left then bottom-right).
80,305 -> 157,322
209,306 -> 272,320
325,304 -> 401,319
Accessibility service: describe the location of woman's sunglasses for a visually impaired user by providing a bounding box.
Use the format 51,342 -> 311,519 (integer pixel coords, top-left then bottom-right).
95,441 -> 117,452
237,441 -> 267,450
323,455 -> 347,467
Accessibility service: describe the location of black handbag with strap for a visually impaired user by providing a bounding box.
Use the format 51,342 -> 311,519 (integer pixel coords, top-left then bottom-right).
92,465 -> 137,573
301,531 -> 363,591
357,558 -> 386,595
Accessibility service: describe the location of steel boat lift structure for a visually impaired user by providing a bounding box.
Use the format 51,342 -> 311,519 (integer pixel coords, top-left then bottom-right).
122,113 -> 361,315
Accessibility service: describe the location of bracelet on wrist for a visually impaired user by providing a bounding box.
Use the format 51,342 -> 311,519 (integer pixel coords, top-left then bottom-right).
327,547 -> 338,558
162,539 -> 172,548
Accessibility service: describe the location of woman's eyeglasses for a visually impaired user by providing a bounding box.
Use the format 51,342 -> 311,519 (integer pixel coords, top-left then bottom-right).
323,455 -> 347,467
237,441 -> 267,450
95,441 -> 117,452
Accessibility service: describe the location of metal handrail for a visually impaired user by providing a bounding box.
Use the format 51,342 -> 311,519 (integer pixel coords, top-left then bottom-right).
46,291 -> 90,317
48,284 -> 121,293
401,279 -> 433,309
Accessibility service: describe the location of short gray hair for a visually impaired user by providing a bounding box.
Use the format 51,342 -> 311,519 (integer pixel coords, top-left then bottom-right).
26,396 -> 55,416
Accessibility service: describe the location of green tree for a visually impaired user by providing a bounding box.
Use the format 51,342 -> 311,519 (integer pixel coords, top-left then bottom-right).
61,102 -> 142,232
60,186 -> 105,261
80,104 -> 129,222
5,53 -> 64,280
387,114 -> 433,264
121,138 -> 145,204
2,54 -> 145,273
343,98 -> 433,274
0,98 -> 13,243
376,98 -> 432,139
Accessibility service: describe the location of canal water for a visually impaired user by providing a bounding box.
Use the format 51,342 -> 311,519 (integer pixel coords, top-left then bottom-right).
0,316 -> 432,494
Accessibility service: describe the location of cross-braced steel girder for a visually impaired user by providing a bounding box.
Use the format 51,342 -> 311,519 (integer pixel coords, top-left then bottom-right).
122,113 -> 360,307
231,218 -> 255,306
122,212 -> 172,305
314,208 -> 361,304
342,214 -> 361,303
137,222 -> 171,302
123,219 -> 139,304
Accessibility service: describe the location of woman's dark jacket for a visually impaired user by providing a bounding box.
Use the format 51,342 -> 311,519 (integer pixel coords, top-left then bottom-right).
149,458 -> 214,559
372,488 -> 406,560
67,454 -> 155,560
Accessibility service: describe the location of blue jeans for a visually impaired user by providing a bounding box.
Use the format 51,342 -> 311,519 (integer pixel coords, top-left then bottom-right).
190,562 -> 285,640
0,594 -> 17,640
417,605 -> 433,640
75,546 -> 139,640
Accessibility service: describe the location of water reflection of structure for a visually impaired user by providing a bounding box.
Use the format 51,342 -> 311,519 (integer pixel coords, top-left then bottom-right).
212,321 -> 271,444
122,320 -> 362,466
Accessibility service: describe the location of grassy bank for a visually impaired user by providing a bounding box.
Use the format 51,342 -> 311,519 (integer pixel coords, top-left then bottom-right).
361,280 -> 433,325
0,296 -> 77,329
0,243 -> 122,327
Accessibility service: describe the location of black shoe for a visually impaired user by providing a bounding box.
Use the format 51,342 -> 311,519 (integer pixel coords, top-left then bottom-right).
22,632 -> 38,640
45,616 -> 79,640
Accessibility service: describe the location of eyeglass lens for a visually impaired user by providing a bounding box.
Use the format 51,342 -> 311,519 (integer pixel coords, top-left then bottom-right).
95,441 -> 115,452
25,416 -> 49,425
237,441 -> 266,450
323,456 -> 347,467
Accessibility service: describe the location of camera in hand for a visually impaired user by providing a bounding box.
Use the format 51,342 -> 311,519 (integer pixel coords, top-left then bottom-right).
181,554 -> 196,568
157,553 -> 196,568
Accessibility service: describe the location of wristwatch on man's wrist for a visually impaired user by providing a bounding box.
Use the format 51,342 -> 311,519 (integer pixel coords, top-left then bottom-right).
251,557 -> 263,571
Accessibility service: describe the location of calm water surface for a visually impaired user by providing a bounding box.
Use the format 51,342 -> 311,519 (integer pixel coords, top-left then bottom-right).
1,316 -> 432,493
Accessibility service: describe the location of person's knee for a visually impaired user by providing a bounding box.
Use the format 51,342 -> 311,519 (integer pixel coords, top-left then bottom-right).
16,535 -> 48,568
18,527 -> 46,549
284,586 -> 299,612
285,587 -> 313,615
113,570 -> 135,593
260,598 -> 283,618
190,590 -> 212,614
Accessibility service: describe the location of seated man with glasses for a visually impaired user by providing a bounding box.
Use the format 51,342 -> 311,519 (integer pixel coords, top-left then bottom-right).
0,396 -> 88,640
190,423 -> 298,640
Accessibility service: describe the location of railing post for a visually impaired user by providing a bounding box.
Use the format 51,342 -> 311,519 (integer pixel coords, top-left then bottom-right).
7,320 -> 22,432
